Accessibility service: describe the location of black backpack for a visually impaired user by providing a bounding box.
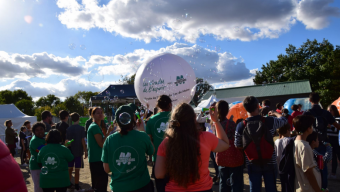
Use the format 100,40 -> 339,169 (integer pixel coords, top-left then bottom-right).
306,109 -> 329,142
242,117 -> 274,166
279,137 -> 296,192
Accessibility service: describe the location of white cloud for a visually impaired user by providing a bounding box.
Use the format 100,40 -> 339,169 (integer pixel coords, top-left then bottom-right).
56,0 -> 339,43
0,51 -> 87,79
214,77 -> 255,89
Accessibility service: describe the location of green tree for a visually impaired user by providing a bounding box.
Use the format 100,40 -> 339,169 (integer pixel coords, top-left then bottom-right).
0,89 -> 32,104
74,91 -> 99,106
36,94 -> 61,108
254,39 -> 340,106
34,106 -> 56,121
51,103 -> 68,118
15,99 -> 35,116
119,74 -> 136,85
64,96 -> 85,116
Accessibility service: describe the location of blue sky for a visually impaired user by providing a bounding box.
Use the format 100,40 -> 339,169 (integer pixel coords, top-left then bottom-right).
0,0 -> 339,100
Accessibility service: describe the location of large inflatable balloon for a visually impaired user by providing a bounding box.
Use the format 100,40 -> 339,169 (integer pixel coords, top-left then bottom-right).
134,53 -> 196,110
283,98 -> 313,115
229,101 -> 241,109
331,97 -> 340,112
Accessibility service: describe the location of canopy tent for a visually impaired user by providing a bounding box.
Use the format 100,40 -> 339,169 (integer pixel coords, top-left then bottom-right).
0,104 -> 37,144
90,84 -> 139,106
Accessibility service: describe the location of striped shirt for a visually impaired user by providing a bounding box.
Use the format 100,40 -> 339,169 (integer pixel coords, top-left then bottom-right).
235,115 -> 287,165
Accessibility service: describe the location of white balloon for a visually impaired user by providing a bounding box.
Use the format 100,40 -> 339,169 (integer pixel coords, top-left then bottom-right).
134,53 -> 196,110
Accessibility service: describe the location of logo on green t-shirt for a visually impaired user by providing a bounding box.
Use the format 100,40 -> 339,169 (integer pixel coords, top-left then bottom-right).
42,153 -> 60,169
113,146 -> 139,174
116,152 -> 135,166
157,122 -> 169,133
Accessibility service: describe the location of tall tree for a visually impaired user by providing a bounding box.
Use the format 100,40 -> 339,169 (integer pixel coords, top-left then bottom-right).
36,94 -> 61,108
74,91 -> 98,106
254,39 -> 340,106
64,96 -> 85,116
51,103 -> 68,118
0,89 -> 32,104
15,99 -> 35,116
34,106 -> 56,121
119,74 -> 136,85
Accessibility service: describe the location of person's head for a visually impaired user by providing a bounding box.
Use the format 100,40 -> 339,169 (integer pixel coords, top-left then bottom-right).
262,99 -> 271,107
59,110 -> 69,121
32,122 -> 46,138
23,120 -> 31,129
156,95 -> 172,111
309,92 -> 320,104
91,107 -> 104,122
165,103 -> 200,188
4,120 -> 12,127
115,105 -> 136,135
20,126 -> 27,132
282,108 -> 289,115
88,107 -> 93,117
70,112 -> 80,123
277,123 -> 291,137
291,104 -> 299,112
328,105 -> 340,117
45,129 -> 62,144
216,100 -> 229,122
293,115 -> 314,135
243,96 -> 260,114
41,110 -> 52,124
306,131 -> 319,149
298,104 -> 303,111
276,103 -> 282,110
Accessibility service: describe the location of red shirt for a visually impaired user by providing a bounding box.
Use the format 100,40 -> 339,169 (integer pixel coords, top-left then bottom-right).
276,109 -> 282,113
157,132 -> 219,191
291,111 -> 303,119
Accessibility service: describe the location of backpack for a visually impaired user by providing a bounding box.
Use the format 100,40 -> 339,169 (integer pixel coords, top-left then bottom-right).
216,120 -> 244,167
306,109 -> 328,142
279,137 -> 296,192
242,117 -> 274,166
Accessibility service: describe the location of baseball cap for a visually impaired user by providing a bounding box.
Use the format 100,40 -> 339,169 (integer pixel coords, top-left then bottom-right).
115,105 -> 135,128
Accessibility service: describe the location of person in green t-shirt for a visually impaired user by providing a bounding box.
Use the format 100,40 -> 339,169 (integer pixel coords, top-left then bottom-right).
37,129 -> 74,192
87,107 -> 114,192
29,122 -> 46,192
145,95 -> 172,192
102,104 -> 154,192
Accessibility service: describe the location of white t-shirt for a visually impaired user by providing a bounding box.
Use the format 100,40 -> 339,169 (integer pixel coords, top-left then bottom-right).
274,137 -> 290,166
294,140 -> 321,192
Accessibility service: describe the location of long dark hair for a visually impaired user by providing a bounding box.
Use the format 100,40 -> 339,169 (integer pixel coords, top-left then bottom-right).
216,100 -> 229,122
165,103 -> 200,187
328,105 -> 340,117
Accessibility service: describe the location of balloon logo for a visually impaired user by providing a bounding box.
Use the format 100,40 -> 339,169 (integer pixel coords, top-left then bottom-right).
134,53 -> 196,110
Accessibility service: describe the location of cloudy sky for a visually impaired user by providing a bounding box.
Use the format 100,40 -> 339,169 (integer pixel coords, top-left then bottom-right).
0,0 -> 339,101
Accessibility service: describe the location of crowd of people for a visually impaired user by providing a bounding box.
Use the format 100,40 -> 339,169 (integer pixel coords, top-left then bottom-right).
2,92 -> 340,192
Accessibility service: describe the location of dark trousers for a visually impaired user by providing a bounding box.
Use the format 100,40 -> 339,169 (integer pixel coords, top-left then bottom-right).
42,187 -> 67,192
210,152 -> 219,176
219,166 -> 244,192
315,143 -> 328,189
129,180 -> 154,192
329,136 -> 340,174
89,161 -> 108,192
20,148 -> 27,164
7,144 -> 16,157
152,163 -> 166,192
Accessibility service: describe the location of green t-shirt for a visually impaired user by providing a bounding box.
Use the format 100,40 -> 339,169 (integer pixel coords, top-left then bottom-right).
101,130 -> 154,192
29,135 -> 46,170
87,122 -> 104,162
37,144 -> 74,188
146,111 -> 170,161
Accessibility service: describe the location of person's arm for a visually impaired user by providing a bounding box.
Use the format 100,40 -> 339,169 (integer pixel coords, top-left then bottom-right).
305,168 -> 322,192
210,107 -> 229,152
268,111 -> 287,130
136,119 -> 145,132
332,122 -> 340,130
235,122 -> 243,150
155,155 -> 166,179
94,126 -> 114,148
20,138 -> 25,151
103,163 -> 110,173
82,138 -> 88,159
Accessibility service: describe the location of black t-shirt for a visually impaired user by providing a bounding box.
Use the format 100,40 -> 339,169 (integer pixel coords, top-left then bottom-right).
56,121 -> 69,144
19,131 -> 28,148
303,105 -> 335,125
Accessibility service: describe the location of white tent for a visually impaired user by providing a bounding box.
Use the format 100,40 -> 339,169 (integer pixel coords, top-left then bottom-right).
194,96 -> 246,113
0,104 -> 37,145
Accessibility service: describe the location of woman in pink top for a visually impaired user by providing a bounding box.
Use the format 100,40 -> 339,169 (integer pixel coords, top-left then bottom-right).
155,103 -> 230,192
